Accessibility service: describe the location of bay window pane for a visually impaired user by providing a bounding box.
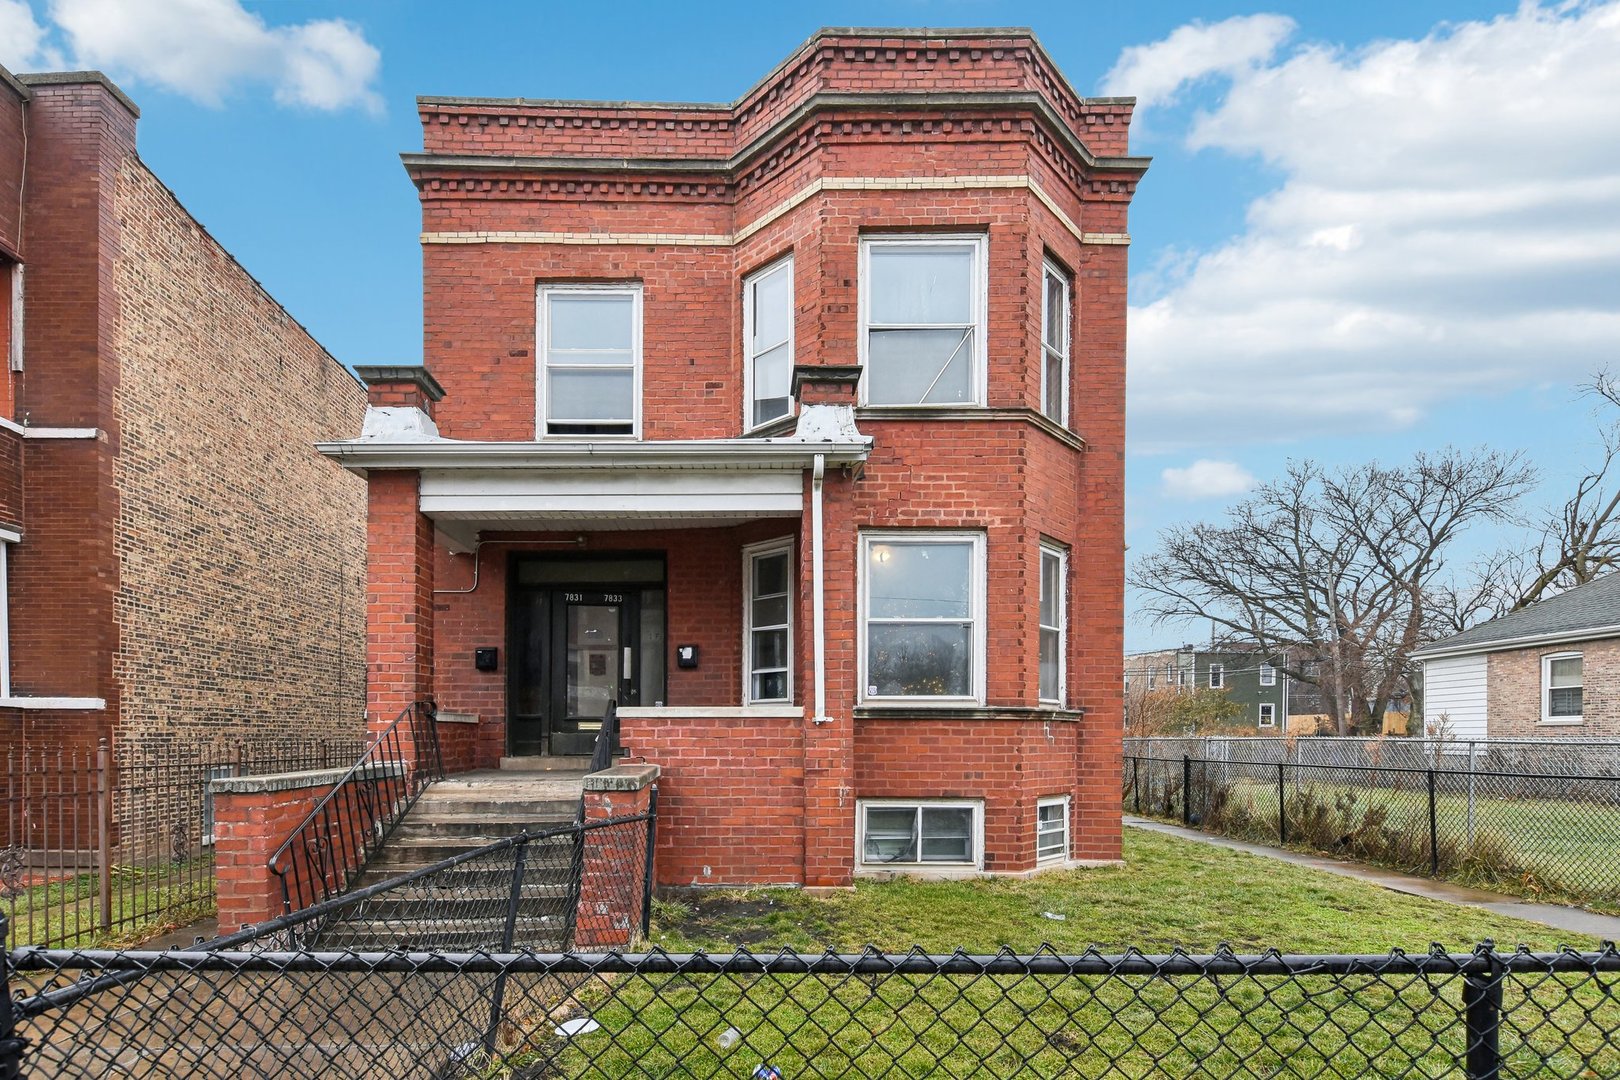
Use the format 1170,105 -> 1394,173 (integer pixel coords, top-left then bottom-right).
1044,272 -> 1066,347
753,670 -> 787,702
1040,553 -> 1061,625
867,623 -> 971,697
751,265 -> 792,349
868,543 -> 970,619
1040,628 -> 1060,701
549,369 -> 632,421
866,328 -> 972,405
1044,349 -> 1065,417
752,629 -> 788,670
753,342 -> 792,425
869,246 -> 973,324
549,294 -> 633,350
753,551 -> 789,596
752,594 -> 788,628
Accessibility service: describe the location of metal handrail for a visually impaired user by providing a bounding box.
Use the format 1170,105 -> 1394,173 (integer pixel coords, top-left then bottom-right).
266,701 -> 444,915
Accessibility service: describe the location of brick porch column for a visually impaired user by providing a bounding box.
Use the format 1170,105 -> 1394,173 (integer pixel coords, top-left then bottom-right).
575,764 -> 660,948
366,469 -> 435,743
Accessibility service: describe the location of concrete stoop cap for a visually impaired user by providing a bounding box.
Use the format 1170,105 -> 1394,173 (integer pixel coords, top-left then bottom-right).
582,763 -> 661,792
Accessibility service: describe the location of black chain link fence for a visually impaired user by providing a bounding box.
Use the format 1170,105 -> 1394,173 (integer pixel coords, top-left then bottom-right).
1125,753 -> 1620,910
4,937 -> 1618,1077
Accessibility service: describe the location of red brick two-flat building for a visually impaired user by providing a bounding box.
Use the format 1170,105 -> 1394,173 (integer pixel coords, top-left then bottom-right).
0,65 -> 368,761
325,28 -> 1146,887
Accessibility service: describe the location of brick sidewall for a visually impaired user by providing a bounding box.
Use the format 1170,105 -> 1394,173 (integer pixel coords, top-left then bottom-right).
1486,640 -> 1620,737
576,781 -> 654,948
213,780 -> 332,931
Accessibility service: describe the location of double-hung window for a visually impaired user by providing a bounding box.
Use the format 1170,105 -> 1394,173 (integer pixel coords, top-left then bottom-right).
1041,260 -> 1070,423
1259,703 -> 1276,727
859,800 -> 981,869
1543,653 -> 1583,722
536,285 -> 640,437
744,540 -> 793,703
1259,664 -> 1276,687
744,256 -> 794,429
1209,664 -> 1224,689
1039,544 -> 1066,704
859,236 -> 986,406
861,532 -> 985,702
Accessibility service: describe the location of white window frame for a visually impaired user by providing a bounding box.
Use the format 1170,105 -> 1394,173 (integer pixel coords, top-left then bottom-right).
1259,664 -> 1276,687
535,283 -> 643,439
1541,651 -> 1584,724
1209,663 -> 1224,689
858,530 -> 986,705
742,539 -> 794,705
1038,544 -> 1067,705
1040,258 -> 1070,425
856,798 -> 984,872
857,234 -> 988,408
1036,795 -> 1069,863
0,540 -> 9,698
1258,703 -> 1276,727
742,254 -> 795,431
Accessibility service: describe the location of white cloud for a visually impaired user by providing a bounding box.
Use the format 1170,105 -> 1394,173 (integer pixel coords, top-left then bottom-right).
1120,3 -> 1620,451
10,0 -> 381,111
0,0 -> 59,69
1160,459 -> 1256,499
1101,14 -> 1295,109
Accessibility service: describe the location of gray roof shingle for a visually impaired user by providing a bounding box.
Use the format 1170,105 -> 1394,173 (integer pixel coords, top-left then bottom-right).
1416,571 -> 1620,657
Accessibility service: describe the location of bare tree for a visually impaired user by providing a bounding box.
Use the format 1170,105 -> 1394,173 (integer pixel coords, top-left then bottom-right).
1131,450 -> 1534,735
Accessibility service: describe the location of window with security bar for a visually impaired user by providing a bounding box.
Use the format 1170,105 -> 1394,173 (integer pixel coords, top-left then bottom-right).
859,236 -> 986,406
1036,795 -> 1068,862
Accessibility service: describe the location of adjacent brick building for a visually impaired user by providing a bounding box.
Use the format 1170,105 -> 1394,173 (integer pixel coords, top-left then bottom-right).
1417,571 -> 1620,739
324,28 -> 1147,886
0,65 -> 368,761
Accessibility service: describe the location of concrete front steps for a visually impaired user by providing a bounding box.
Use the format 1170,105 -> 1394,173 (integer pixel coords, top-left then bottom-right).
316,769 -> 589,951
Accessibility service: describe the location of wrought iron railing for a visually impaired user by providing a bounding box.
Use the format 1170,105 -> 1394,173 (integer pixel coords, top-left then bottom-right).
267,701 -> 443,916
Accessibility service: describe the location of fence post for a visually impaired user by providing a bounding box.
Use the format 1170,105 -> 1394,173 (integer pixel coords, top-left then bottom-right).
1182,756 -> 1192,826
1466,741 -> 1477,850
0,915 -> 26,1078
96,740 -> 112,934
641,787 -> 658,939
1461,945 -> 1503,1080
1132,757 -> 1141,815
1428,768 -> 1440,876
1277,762 -> 1287,845
482,837 -> 531,1054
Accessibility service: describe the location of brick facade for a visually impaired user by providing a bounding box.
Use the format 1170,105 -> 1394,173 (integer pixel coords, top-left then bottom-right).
1486,639 -> 1620,738
0,65 -> 367,764
344,29 -> 1142,886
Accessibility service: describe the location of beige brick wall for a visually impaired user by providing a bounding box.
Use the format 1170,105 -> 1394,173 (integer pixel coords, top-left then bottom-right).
1485,637 -> 1620,737
111,159 -> 367,753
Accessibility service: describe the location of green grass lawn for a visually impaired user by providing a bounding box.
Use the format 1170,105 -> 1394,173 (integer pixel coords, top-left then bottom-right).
496,831 -> 1618,1078
1,859 -> 215,949
1213,777 -> 1620,912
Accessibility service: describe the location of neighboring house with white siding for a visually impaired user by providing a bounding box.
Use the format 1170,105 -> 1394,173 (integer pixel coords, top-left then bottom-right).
1413,572 -> 1620,738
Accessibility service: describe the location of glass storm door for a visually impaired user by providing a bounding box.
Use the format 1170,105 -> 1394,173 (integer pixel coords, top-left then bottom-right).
548,590 -> 639,756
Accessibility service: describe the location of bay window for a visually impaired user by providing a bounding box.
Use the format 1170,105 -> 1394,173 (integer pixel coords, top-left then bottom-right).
1039,544 -> 1066,704
859,236 -> 986,406
744,256 -> 794,429
861,532 -> 985,702
1041,259 -> 1070,423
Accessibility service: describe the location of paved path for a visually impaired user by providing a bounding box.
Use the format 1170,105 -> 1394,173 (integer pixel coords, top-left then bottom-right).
1125,816 -> 1620,940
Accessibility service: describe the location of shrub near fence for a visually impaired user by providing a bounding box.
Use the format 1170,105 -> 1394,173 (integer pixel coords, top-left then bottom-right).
1124,749 -> 1620,913
0,737 -> 366,949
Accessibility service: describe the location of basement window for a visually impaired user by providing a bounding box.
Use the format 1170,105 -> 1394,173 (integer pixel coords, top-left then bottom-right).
858,800 -> 982,870
1036,796 -> 1069,863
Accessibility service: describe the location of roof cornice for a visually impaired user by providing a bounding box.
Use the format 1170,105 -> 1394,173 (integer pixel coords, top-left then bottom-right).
403,90 -> 1150,185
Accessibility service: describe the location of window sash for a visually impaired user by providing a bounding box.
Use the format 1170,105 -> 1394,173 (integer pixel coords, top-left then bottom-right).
1259,704 -> 1276,726
1259,665 -> 1276,686
1209,665 -> 1224,688
861,803 -> 979,866
1041,262 -> 1070,424
1036,799 -> 1067,861
744,257 -> 794,429
861,535 -> 983,702
745,545 -> 793,704
859,238 -> 985,407
538,286 -> 640,436
1039,547 -> 1065,704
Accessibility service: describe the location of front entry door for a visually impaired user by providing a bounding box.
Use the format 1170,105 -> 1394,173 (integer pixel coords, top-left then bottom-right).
548,590 -> 640,756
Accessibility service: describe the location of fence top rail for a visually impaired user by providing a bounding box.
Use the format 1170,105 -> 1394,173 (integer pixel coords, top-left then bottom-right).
12,942 -> 1620,982
1124,752 -> 1618,784
1126,735 -> 1620,745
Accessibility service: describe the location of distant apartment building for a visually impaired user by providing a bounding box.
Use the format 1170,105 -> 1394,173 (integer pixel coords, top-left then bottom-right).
0,65 -> 368,761
1124,645 -> 1289,732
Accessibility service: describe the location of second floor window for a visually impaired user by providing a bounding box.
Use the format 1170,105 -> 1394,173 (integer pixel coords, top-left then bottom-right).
1209,663 -> 1224,689
744,257 -> 794,429
1042,260 -> 1070,423
537,285 -> 640,437
1259,664 -> 1276,686
860,236 -> 986,407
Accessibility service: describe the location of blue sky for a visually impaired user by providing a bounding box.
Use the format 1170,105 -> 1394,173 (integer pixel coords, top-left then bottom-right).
4,1 -> 1618,651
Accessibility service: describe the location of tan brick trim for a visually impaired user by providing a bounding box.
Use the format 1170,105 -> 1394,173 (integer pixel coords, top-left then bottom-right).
419,175 -> 1130,250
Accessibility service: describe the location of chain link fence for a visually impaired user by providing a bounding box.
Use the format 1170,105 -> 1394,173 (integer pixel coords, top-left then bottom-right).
1125,749 -> 1620,911
1126,735 -> 1620,779
4,934 -> 1618,1077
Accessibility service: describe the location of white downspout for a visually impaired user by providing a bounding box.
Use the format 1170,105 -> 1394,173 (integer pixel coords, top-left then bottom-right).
811,454 -> 829,724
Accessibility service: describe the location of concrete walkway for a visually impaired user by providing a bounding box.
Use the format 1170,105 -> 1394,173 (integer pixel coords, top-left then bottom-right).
1125,816 -> 1620,940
